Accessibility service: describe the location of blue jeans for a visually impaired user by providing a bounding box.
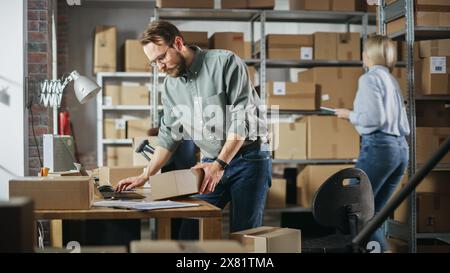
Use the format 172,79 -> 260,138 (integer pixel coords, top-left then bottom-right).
179,145 -> 272,238
355,131 -> 409,252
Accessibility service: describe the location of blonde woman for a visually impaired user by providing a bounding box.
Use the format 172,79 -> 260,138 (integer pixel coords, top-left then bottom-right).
335,35 -> 410,252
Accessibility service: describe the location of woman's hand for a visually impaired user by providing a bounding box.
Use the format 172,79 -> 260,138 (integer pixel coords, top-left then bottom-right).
115,174 -> 148,192
335,108 -> 351,120
191,162 -> 224,194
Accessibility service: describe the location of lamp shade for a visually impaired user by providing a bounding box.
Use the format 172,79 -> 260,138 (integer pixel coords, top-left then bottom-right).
70,71 -> 101,104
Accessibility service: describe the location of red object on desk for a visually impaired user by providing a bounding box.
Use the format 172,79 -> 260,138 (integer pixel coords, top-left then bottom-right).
59,111 -> 71,135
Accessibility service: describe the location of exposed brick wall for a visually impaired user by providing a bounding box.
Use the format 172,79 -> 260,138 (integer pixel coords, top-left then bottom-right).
27,0 -> 52,176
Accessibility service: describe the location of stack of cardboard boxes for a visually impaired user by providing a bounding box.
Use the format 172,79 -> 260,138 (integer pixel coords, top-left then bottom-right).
289,0 -> 369,12
386,0 -> 450,35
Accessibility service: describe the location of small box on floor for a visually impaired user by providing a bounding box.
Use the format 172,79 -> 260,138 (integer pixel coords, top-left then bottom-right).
230,226 -> 301,253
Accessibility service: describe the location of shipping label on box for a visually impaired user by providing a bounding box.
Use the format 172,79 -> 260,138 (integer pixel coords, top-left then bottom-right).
300,47 -> 313,60
430,57 -> 447,74
273,82 -> 286,95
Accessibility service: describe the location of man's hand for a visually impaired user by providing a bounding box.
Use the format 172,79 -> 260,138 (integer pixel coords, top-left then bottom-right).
335,108 -> 351,120
192,161 -> 224,194
115,174 -> 148,192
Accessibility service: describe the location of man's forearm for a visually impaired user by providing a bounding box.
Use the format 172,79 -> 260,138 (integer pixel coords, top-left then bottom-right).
217,133 -> 245,163
143,146 -> 173,178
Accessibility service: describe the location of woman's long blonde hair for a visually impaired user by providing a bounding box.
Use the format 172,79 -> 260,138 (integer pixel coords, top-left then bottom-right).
364,34 -> 397,71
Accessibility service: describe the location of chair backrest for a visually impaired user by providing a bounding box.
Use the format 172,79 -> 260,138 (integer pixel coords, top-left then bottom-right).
311,168 -> 374,235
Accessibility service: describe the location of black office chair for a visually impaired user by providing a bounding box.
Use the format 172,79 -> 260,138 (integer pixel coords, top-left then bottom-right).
302,168 -> 375,253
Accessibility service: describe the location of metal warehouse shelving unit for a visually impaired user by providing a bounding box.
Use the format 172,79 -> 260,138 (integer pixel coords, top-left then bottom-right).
96,72 -> 165,167
378,0 -> 450,252
151,7 -> 377,167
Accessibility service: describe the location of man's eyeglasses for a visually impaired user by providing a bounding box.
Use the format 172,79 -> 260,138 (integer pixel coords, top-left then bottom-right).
150,46 -> 171,67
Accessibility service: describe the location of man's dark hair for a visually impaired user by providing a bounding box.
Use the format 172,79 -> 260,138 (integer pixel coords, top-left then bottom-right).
140,20 -> 184,46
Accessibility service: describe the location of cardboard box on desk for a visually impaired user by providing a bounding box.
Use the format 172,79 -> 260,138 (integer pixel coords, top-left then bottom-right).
130,240 -> 246,253
151,169 -> 204,200
230,226 -> 301,253
93,25 -> 116,74
132,136 -> 159,166
296,165 -> 354,208
99,166 -> 144,187
9,177 -> 94,210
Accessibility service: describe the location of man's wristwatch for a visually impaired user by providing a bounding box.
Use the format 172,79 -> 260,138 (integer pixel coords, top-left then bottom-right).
215,158 -> 228,170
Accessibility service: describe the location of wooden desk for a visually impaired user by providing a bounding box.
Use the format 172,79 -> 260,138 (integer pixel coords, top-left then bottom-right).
35,198 -> 222,247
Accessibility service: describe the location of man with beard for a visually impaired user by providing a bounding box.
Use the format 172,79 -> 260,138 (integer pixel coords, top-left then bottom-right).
116,20 -> 271,236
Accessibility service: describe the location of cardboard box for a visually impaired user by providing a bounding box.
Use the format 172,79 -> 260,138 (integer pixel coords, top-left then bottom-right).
296,165 -> 354,207
397,41 -> 420,62
104,118 -> 126,139
306,116 -> 360,159
272,120 -> 307,160
391,67 -> 408,99
94,25 -> 116,74
266,178 -> 286,209
416,101 -> 450,127
416,171 -> 450,194
267,82 -> 320,110
387,12 -> 450,35
156,0 -> 214,8
417,193 -> 450,233
150,169 -> 203,200
99,166 -> 144,187
314,32 -> 337,60
418,56 -> 450,95
181,31 -> 209,49
103,85 -> 120,106
332,0 -> 366,11
259,34 -> 314,60
416,127 -> 450,164
121,82 -> 149,105
337,32 -> 361,61
0,198 -> 35,253
127,118 -> 151,139
221,0 -> 247,9
124,40 -> 151,72
298,67 -> 363,108
106,146 -> 134,167
230,226 -> 301,253
248,0 -> 274,9
9,177 -> 94,210
130,240 -> 246,253
420,39 -> 450,58
289,0 -> 331,11
209,32 -> 245,59
132,136 -> 159,166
